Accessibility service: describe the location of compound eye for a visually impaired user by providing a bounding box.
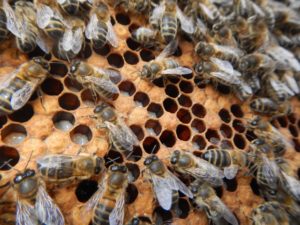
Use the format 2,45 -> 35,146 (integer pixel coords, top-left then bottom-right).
144,157 -> 152,166
170,156 -> 177,164
14,174 -> 23,184
110,165 -> 119,171
25,169 -> 35,177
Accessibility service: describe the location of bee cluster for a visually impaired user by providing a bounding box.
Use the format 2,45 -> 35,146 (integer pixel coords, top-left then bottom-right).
0,0 -> 299,224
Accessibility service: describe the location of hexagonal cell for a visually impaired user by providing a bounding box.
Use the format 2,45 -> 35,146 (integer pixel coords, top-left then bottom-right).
152,77 -> 165,88
58,93 -> 80,110
52,111 -> 75,131
176,108 -> 192,124
41,78 -> 63,96
191,119 -> 206,133
159,130 -> 176,147
178,94 -> 192,107
147,103 -> 164,118
277,116 -> 288,128
49,61 -> 68,77
126,183 -> 139,204
75,180 -> 98,203
176,124 -> 191,141
126,38 -> 140,51
107,53 -> 124,68
205,129 -> 220,145
0,146 -> 19,170
80,89 -> 99,106
194,77 -> 206,89
94,44 -> 111,56
192,135 -> 206,150
223,177 -> 238,192
64,77 -> 83,92
177,198 -> 190,219
1,124 -> 27,145
145,119 -> 162,136
70,125 -> 92,145
115,12 -> 131,25
230,104 -> 244,118
118,80 -> 136,96
220,123 -> 233,138
126,163 -> 140,182
124,51 -> 139,64
129,124 -> 144,141
179,80 -> 194,93
245,130 -> 257,141
287,113 -> 297,123
143,136 -> 160,154
232,119 -> 245,133
104,150 -> 123,167
293,138 -> 300,152
192,104 -> 206,118
218,108 -> 231,123
233,134 -> 246,149
133,92 -> 150,107
288,125 -> 298,137
0,116 -> 7,129
8,104 -> 34,122
140,49 -> 155,62
163,98 -> 178,113
165,84 -> 179,98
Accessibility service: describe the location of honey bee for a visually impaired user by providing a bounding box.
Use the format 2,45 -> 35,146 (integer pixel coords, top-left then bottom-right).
0,0 -> 10,41
69,60 -> 120,100
36,154 -> 105,184
56,0 -> 92,16
149,0 -> 194,43
190,180 -> 239,225
139,40 -> 192,82
92,102 -> 139,157
170,150 -> 224,187
115,0 -> 151,14
212,21 -> 239,47
85,163 -> 128,225
143,155 -> 193,213
85,0 -> 118,49
0,57 -> 49,116
194,57 -> 253,101
195,0 -> 223,28
250,138 -> 285,158
3,0 -> 51,53
250,201 -> 290,225
201,148 -> 253,179
131,27 -> 159,48
249,97 -> 292,118
195,41 -> 243,67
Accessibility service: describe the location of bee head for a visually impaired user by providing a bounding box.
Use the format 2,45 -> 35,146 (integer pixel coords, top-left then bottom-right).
110,164 -> 127,173
193,62 -> 204,74
144,155 -> 158,166
13,174 -> 23,184
70,60 -> 81,74
170,150 -> 180,165
33,57 -> 49,71
141,65 -> 151,79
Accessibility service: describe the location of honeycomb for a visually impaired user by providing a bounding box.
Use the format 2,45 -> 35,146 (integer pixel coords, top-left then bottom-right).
0,3 -> 299,225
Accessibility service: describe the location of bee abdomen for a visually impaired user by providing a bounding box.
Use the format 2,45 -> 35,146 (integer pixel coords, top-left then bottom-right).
250,98 -> 278,114
202,150 -> 231,167
45,18 -> 65,39
93,199 -> 115,225
92,22 -> 108,49
161,14 -> 177,43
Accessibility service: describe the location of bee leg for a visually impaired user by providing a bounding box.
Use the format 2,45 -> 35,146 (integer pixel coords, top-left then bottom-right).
88,84 -> 98,104
37,87 -> 47,112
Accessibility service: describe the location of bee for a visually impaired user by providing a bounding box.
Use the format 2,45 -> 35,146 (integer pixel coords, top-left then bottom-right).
56,0 -> 92,16
143,155 -> 193,214
250,138 -> 285,158
195,41 -> 243,67
0,57 -> 49,116
190,180 -> 239,225
249,98 -> 292,118
115,0 -> 151,14
0,0 -> 10,41
140,40 -> 193,82
3,0 -> 51,53
250,201 -> 290,225
85,0 -> 118,49
212,21 -> 239,47
69,60 -> 120,100
194,57 -> 253,101
201,148 -> 253,179
92,102 -> 139,157
131,27 -> 159,48
149,0 -> 194,43
170,150 -> 224,187
85,163 -> 128,225
191,18 -> 210,43
195,0 -> 223,28
36,154 -> 105,184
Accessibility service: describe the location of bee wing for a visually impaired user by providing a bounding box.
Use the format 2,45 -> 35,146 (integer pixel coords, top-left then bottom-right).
117,118 -> 139,145
36,31 -> 52,54
165,170 -> 193,198
84,76 -> 119,94
176,6 -> 194,34
95,67 -> 121,80
85,13 -> 98,40
109,190 -> 125,225
261,157 -> 279,185
224,165 -> 239,180
156,39 -> 178,60
16,200 -> 38,225
210,72 -> 240,85
85,178 -> 106,212
3,0 -> 21,37
198,3 -> 214,21
210,196 -> 239,225
36,4 -> 53,29
35,185 -> 64,225
150,3 -> 164,26
215,44 -> 243,57
270,79 -> 295,97
210,57 -> 234,75
62,29 -> 73,51
106,20 -> 119,48
72,28 -> 84,54
161,67 -> 193,75
281,172 -> 300,201
11,81 -> 37,111
282,73 -> 299,94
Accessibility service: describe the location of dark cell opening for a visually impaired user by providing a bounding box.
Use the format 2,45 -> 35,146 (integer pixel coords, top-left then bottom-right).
177,198 -> 190,219
130,124 -> 144,141
220,124 -> 233,138
107,53 -> 124,68
9,104 -> 34,122
178,94 -> 192,108
173,46 -> 182,57
126,163 -> 140,182
223,177 -> 238,192
191,119 -> 206,133
58,93 -> 80,110
125,183 -> 138,204
118,80 -> 136,96
52,111 -> 75,132
194,77 -> 206,89
159,130 -> 176,147
245,130 -> 257,141
80,89 -> 100,106
277,116 -> 288,128
140,49 -> 155,62
153,207 -> 173,225
179,80 -> 194,93
0,146 -> 19,170
124,51 -> 139,64
126,38 -> 140,51
218,109 -> 231,123
134,92 -> 150,107
288,125 -> 298,137
214,186 -> 223,198
205,129 -> 220,145
293,139 -> 300,152
110,16 -> 115,25
94,44 -> 111,56
1,124 -> 27,145
145,119 -> 162,136
192,135 -> 206,150
250,178 -> 260,196
147,103 -> 164,118
64,77 -> 83,92
176,108 -> 192,124
232,119 -> 245,133
182,72 -> 193,80
231,104 -> 244,118
49,61 -> 68,77
152,77 -> 165,87
192,104 -> 206,118
163,98 -> 178,113
176,124 -> 191,141
168,76 -> 180,84
104,150 -> 123,168
41,78 -> 63,96
143,136 -> 160,154
233,134 -> 246,149
116,13 -> 131,25
165,84 -> 179,98
70,125 -> 92,145
75,180 -> 98,202
217,84 -> 231,94
128,23 -> 139,33
0,116 -> 7,129
80,43 -> 92,59
288,113 -> 296,124
127,146 -> 143,162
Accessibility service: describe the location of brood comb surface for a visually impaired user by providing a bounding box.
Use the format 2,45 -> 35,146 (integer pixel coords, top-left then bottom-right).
0,7 -> 299,225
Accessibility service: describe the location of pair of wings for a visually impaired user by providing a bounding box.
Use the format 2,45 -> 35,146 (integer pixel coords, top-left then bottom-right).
16,185 -> 64,225
212,43 -> 244,58
281,171 -> 300,201
85,178 -> 126,225
148,168 -> 193,211
85,13 -> 119,48
3,0 -> 51,53
150,2 -> 194,34
105,120 -> 139,152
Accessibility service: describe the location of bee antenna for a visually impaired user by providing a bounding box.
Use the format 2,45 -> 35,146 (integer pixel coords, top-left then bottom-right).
0,159 -> 21,173
150,144 -> 158,154
106,156 -> 121,165
24,149 -> 34,171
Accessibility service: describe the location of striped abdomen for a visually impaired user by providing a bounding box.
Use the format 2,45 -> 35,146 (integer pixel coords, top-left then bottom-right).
0,8 -> 9,41
201,150 -> 232,168
60,0 -> 80,15
162,59 -> 179,70
256,165 -> 278,190
0,77 -> 27,115
45,18 -> 65,39
16,23 -> 38,53
92,21 -> 108,49
161,13 -> 177,44
92,190 -> 118,225
250,98 -> 278,114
